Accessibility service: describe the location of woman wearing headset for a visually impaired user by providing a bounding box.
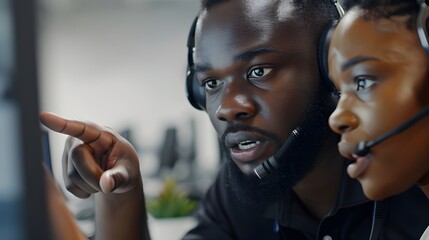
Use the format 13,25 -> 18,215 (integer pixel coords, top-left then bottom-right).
328,0 -> 429,238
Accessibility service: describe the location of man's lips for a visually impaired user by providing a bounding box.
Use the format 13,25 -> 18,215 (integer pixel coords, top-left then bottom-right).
225,132 -> 270,163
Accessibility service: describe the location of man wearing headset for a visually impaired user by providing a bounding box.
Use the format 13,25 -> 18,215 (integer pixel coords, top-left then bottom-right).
40,0 -> 429,239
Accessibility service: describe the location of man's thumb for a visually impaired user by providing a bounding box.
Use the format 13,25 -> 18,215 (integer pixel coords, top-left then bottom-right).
99,165 -> 129,193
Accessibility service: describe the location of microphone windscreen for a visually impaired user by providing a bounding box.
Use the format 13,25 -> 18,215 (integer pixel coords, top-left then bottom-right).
355,141 -> 370,157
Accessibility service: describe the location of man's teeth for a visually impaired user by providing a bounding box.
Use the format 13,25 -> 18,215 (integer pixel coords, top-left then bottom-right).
237,140 -> 260,150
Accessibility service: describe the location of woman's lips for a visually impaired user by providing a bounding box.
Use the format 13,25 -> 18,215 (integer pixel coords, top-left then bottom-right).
338,140 -> 372,179
347,154 -> 372,179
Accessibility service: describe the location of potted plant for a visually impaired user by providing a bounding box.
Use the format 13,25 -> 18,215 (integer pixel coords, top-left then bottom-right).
146,178 -> 198,239
147,178 -> 197,218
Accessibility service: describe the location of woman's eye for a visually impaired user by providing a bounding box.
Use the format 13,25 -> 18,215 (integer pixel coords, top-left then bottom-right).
355,75 -> 377,91
204,79 -> 222,91
247,67 -> 273,79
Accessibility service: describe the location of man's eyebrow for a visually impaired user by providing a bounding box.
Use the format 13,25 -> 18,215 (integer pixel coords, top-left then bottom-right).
234,48 -> 287,62
195,64 -> 211,74
194,48 -> 286,74
341,56 -> 379,71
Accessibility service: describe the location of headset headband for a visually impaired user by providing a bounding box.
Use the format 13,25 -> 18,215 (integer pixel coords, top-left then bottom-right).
417,0 -> 429,54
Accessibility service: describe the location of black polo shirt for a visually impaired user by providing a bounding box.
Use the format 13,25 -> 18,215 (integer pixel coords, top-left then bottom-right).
183,161 -> 429,240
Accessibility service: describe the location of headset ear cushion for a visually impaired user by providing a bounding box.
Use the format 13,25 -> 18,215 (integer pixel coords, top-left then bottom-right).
317,20 -> 339,94
185,16 -> 205,110
186,66 -> 206,110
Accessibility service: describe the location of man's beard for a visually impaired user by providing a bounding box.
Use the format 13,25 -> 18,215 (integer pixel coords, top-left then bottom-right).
223,88 -> 335,209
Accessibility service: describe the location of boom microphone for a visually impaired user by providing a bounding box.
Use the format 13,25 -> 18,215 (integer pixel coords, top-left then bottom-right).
254,128 -> 301,179
355,105 -> 429,157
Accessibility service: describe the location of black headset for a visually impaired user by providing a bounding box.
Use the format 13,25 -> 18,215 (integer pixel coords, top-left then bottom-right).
186,16 -> 205,110
317,0 -> 345,96
185,1 -> 345,111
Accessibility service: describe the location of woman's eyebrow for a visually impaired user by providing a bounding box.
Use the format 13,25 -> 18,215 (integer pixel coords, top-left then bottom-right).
341,56 -> 379,71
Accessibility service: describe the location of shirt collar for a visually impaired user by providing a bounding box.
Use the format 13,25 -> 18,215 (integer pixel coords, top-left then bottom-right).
265,158 -> 369,226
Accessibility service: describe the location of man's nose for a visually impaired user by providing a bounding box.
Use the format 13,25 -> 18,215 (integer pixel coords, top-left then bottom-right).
215,81 -> 257,122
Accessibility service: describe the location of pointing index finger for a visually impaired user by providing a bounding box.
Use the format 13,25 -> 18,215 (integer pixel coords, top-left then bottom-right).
40,112 -> 102,143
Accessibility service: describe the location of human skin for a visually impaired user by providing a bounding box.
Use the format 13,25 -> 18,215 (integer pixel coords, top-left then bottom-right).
195,1 -> 344,219
40,1 -> 346,237
328,7 -> 429,200
44,166 -> 87,240
39,112 -> 150,240
197,1 -> 322,174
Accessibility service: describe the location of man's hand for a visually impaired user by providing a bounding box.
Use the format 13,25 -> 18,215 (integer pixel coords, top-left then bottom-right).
40,112 -> 141,198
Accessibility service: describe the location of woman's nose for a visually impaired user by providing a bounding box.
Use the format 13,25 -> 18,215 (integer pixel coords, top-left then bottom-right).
329,97 -> 359,134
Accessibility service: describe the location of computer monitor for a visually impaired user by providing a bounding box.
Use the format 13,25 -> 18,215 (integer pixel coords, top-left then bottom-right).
0,0 -> 51,239
41,130 -> 53,173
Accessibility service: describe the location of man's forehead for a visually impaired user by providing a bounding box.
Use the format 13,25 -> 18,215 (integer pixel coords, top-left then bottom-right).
194,0 -> 308,68
199,0 -> 299,24
241,0 -> 298,19
196,0 -> 301,40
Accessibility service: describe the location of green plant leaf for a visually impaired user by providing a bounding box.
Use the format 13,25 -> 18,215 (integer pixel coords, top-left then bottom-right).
147,178 -> 197,218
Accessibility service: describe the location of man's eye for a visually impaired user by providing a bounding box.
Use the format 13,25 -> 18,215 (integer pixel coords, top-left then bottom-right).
204,79 -> 222,91
355,75 -> 377,91
247,67 -> 273,79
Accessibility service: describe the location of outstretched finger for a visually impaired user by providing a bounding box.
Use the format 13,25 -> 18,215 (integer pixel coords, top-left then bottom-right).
40,112 -> 102,144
